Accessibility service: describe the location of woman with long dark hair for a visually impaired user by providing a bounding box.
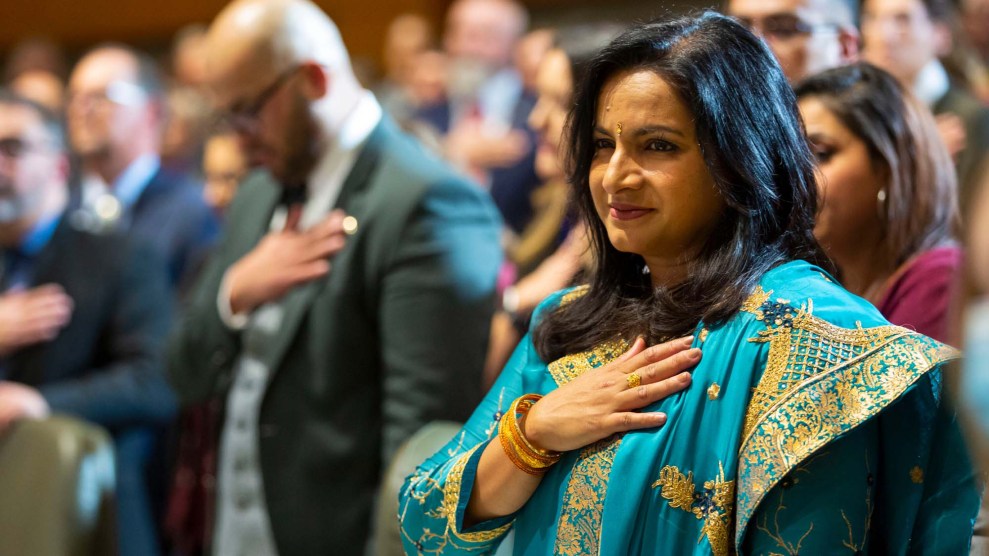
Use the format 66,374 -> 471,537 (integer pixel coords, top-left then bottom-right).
796,62 -> 960,343
400,13 -> 978,554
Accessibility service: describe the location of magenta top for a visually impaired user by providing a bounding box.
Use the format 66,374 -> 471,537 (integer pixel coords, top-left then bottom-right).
875,245 -> 962,344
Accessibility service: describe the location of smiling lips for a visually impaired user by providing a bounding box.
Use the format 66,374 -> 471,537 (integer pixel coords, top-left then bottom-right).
609,202 -> 654,221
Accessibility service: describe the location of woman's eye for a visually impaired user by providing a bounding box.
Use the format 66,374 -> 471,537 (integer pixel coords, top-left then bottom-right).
646,139 -> 677,152
812,146 -> 836,163
593,138 -> 615,150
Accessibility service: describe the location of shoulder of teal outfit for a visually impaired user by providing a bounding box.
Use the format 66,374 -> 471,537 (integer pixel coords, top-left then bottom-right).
396,288 -> 577,554
733,260 -> 960,550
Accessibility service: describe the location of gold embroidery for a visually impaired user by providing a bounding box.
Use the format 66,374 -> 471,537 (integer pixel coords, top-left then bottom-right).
740,286 -> 772,319
560,284 -> 589,306
653,466 -> 695,510
700,328 -> 710,342
400,444 -> 513,553
708,383 -> 721,400
735,291 -> 957,550
840,450 -> 874,553
653,463 -> 735,556
754,487 -> 814,556
910,466 -> 924,484
555,437 -> 622,556
547,339 -> 630,386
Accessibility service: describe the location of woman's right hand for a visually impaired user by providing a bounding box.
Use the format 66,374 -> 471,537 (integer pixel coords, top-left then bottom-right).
524,336 -> 699,453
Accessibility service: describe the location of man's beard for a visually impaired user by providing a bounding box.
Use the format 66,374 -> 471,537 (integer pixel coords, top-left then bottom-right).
0,184 -> 26,224
275,97 -> 321,187
446,57 -> 498,101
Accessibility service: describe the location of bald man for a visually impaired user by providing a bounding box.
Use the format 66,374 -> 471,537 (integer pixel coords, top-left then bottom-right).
167,0 -> 502,554
725,0 -> 859,83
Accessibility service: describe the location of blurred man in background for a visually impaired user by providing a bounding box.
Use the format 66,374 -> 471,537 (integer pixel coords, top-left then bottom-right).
418,0 -> 540,236
0,90 -> 174,556
726,0 -> 860,84
66,45 -> 218,294
168,0 -> 502,553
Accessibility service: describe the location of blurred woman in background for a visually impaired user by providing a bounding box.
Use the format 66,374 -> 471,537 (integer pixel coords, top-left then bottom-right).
796,62 -> 960,342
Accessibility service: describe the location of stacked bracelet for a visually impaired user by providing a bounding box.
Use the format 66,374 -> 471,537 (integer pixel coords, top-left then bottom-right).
498,394 -> 561,476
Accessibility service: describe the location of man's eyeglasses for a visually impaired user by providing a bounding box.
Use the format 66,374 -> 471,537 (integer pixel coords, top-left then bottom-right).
223,66 -> 301,128
67,80 -> 149,111
734,14 -> 835,41
0,137 -> 50,160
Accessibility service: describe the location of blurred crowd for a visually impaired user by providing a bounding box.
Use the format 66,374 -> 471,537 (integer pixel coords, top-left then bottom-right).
1,0 -> 989,555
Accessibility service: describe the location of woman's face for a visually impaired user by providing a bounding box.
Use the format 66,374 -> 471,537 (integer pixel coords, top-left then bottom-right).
589,69 -> 725,272
528,49 -> 573,180
798,96 -> 886,259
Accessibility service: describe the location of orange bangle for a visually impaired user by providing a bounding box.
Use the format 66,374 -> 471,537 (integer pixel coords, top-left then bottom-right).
497,394 -> 560,476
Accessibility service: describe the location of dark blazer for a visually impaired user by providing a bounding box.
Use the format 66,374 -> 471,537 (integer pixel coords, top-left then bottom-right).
5,218 -> 177,556
7,219 -> 174,426
129,167 -> 220,295
169,116 -> 503,555
417,93 -> 540,235
933,85 -> 989,207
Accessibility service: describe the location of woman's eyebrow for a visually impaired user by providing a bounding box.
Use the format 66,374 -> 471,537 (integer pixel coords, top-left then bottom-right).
593,124 -> 686,138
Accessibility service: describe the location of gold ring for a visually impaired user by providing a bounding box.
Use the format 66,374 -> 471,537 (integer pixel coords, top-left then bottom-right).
626,372 -> 641,389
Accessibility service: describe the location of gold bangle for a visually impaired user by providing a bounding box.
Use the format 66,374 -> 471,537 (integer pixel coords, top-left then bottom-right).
497,394 -> 560,476
511,394 -> 560,460
498,411 -> 546,476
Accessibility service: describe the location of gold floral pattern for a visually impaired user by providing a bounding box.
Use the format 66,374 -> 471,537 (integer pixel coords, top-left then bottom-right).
708,383 -> 721,400
734,290 -> 957,549
555,437 -> 623,555
653,462 -> 735,556
547,339 -> 630,386
910,466 -> 924,484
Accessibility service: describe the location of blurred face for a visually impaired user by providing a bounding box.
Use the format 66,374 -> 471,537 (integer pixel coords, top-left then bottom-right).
66,50 -> 153,159
862,0 -> 941,85
590,69 -> 725,272
443,0 -> 521,70
203,133 -> 248,213
409,51 -> 449,107
528,49 -> 572,180
728,0 -> 844,83
209,61 -> 318,185
799,96 -> 887,259
384,15 -> 432,84
0,103 -> 63,236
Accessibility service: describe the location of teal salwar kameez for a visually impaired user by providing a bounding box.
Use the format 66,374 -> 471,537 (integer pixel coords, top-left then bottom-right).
399,261 -> 979,555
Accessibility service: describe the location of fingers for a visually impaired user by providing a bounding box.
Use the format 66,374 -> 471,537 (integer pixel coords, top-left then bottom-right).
616,372 -> 693,410
603,410 -> 668,434
615,336 -> 646,364
635,348 -> 701,385
618,335 -> 694,374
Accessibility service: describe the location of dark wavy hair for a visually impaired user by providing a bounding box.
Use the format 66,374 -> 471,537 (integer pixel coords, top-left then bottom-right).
795,62 -> 958,268
533,12 -> 831,362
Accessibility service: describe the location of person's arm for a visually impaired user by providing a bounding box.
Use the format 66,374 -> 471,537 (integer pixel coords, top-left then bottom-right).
40,241 -> 176,427
398,333 -> 534,555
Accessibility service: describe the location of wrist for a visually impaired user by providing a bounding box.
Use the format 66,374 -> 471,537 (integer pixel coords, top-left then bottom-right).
498,394 -> 560,476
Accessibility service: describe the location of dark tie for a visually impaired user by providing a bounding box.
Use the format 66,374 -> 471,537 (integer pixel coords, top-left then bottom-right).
279,184 -> 307,208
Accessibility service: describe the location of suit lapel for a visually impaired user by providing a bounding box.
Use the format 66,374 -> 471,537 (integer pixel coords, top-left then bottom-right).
257,120 -> 388,373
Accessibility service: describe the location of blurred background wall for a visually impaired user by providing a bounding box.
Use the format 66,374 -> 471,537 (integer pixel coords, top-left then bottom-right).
0,0 -> 715,83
